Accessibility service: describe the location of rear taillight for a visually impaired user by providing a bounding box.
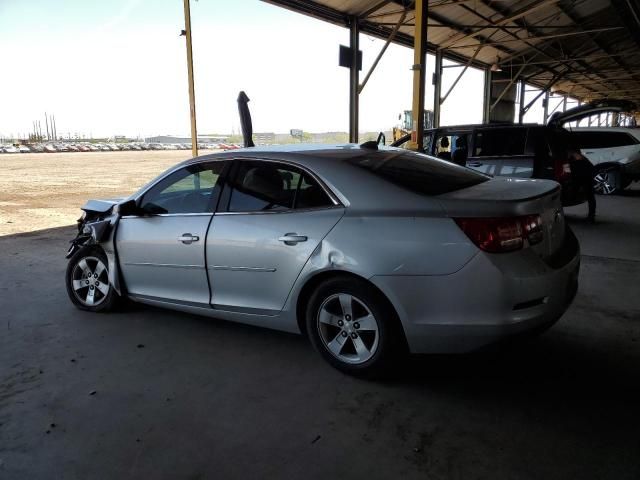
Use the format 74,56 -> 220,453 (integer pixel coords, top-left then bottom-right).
554,157 -> 572,182
454,214 -> 543,253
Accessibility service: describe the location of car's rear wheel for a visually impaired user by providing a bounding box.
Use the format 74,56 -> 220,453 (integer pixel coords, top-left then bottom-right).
66,247 -> 119,312
306,277 -> 404,377
593,166 -> 621,195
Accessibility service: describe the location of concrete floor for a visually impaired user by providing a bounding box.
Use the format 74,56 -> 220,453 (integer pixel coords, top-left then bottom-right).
1,188 -> 639,480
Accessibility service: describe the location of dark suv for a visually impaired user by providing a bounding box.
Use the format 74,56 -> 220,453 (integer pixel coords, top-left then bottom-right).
392,123 -> 588,207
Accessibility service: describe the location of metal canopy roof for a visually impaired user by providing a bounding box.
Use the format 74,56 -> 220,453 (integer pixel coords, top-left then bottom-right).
264,0 -> 640,108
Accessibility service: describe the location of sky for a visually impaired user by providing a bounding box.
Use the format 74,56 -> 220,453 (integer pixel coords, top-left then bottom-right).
0,0 -> 545,139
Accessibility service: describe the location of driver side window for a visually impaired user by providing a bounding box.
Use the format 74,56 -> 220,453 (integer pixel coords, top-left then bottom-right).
140,162 -> 226,214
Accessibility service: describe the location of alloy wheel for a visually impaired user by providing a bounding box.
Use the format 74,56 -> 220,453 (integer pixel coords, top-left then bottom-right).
594,171 -> 617,195
317,293 -> 380,365
70,256 -> 109,307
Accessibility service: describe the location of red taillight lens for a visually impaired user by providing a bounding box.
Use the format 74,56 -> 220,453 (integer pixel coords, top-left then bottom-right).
554,158 -> 572,182
454,214 -> 543,253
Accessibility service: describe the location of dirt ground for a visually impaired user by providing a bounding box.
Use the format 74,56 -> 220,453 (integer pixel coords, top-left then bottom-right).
0,151 -> 207,236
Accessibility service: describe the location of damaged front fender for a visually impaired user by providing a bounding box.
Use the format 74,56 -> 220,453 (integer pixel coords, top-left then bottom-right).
66,199 -> 125,296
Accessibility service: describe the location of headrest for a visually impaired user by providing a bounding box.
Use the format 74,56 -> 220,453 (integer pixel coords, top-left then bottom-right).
242,167 -> 283,197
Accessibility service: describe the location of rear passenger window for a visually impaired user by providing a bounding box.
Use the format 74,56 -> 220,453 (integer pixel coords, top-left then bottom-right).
571,131 -> 639,149
228,161 -> 333,212
473,128 -> 527,157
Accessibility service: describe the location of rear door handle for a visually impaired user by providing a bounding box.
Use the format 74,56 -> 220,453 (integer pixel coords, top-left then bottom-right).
178,233 -> 199,244
278,233 -> 308,245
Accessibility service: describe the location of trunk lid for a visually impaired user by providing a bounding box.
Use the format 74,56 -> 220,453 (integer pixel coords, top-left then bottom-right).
438,177 -> 566,259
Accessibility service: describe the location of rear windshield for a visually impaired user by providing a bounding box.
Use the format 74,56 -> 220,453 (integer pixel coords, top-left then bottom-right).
348,150 -> 488,196
571,131 -> 639,149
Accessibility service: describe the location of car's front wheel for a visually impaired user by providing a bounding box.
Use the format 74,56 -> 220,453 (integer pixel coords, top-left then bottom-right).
306,277 -> 404,377
65,247 -> 119,312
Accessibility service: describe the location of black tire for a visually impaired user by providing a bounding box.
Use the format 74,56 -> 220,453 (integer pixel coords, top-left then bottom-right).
305,277 -> 405,378
593,165 -> 621,195
65,246 -> 120,312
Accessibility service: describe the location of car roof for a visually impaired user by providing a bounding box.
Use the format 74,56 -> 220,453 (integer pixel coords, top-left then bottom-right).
180,143 -> 375,168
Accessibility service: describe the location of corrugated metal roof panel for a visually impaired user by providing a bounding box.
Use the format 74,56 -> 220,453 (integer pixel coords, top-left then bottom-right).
264,0 -> 640,107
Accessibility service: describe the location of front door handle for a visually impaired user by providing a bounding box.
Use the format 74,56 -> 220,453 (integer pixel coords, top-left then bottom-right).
178,233 -> 199,244
468,161 -> 483,167
278,233 -> 308,245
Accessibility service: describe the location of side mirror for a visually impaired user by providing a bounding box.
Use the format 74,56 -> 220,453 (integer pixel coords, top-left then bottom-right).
118,199 -> 141,216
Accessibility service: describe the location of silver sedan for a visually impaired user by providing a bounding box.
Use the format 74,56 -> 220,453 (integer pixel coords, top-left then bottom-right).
65,144 -> 580,376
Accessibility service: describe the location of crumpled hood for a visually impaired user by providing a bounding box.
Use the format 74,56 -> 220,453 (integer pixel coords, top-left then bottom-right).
81,197 -> 125,214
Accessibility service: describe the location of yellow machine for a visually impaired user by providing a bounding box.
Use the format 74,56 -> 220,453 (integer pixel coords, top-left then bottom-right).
392,110 -> 434,142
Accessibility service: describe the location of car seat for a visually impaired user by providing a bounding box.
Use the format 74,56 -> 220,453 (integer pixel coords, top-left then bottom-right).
452,137 -> 468,166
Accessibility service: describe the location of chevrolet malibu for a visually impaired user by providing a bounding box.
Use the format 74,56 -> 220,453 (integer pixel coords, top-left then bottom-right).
65,144 -> 580,376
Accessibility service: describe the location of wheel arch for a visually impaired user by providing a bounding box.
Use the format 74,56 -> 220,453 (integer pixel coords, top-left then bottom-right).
593,161 -> 622,171
295,270 -> 408,349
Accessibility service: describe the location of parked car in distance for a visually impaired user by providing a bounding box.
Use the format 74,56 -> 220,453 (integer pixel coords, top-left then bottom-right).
393,123 -> 588,207
2,145 -> 20,153
18,145 -> 31,153
567,128 -> 640,194
65,144 -> 579,376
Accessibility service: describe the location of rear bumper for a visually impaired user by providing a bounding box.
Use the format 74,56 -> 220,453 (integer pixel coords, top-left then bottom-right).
371,228 -> 580,354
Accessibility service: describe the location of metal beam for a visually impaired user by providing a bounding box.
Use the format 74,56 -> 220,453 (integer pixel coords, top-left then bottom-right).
358,10 -> 407,94
519,79 -> 526,123
490,62 -> 528,111
440,44 -> 483,104
483,68 -> 492,123
183,0 -> 198,158
442,0 -> 559,49
432,50 -> 442,129
542,90 -> 550,123
409,0 -> 428,150
504,53 -> 640,68
349,16 -> 359,143
522,74 -> 562,114
359,0 -> 393,19
445,27 -> 624,49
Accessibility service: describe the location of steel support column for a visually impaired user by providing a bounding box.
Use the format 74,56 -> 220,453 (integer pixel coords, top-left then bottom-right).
408,0 -> 428,150
432,50 -> 442,129
183,0 -> 198,158
518,79 -> 525,124
483,68 -> 492,123
349,16 -> 359,143
542,90 -> 550,124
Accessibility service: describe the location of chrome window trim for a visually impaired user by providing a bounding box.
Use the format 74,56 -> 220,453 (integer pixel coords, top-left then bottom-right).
120,213 -> 213,219
130,159 -> 229,204
231,157 -> 341,205
128,155 -> 342,213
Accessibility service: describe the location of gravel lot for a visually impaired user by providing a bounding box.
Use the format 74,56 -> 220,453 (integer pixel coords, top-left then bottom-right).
0,154 -> 639,479
0,151 -> 199,236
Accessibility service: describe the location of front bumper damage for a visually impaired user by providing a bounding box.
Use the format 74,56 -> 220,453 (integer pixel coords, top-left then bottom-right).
66,202 -> 123,295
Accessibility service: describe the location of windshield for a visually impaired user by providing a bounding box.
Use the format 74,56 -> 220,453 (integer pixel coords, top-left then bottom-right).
348,149 -> 489,196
